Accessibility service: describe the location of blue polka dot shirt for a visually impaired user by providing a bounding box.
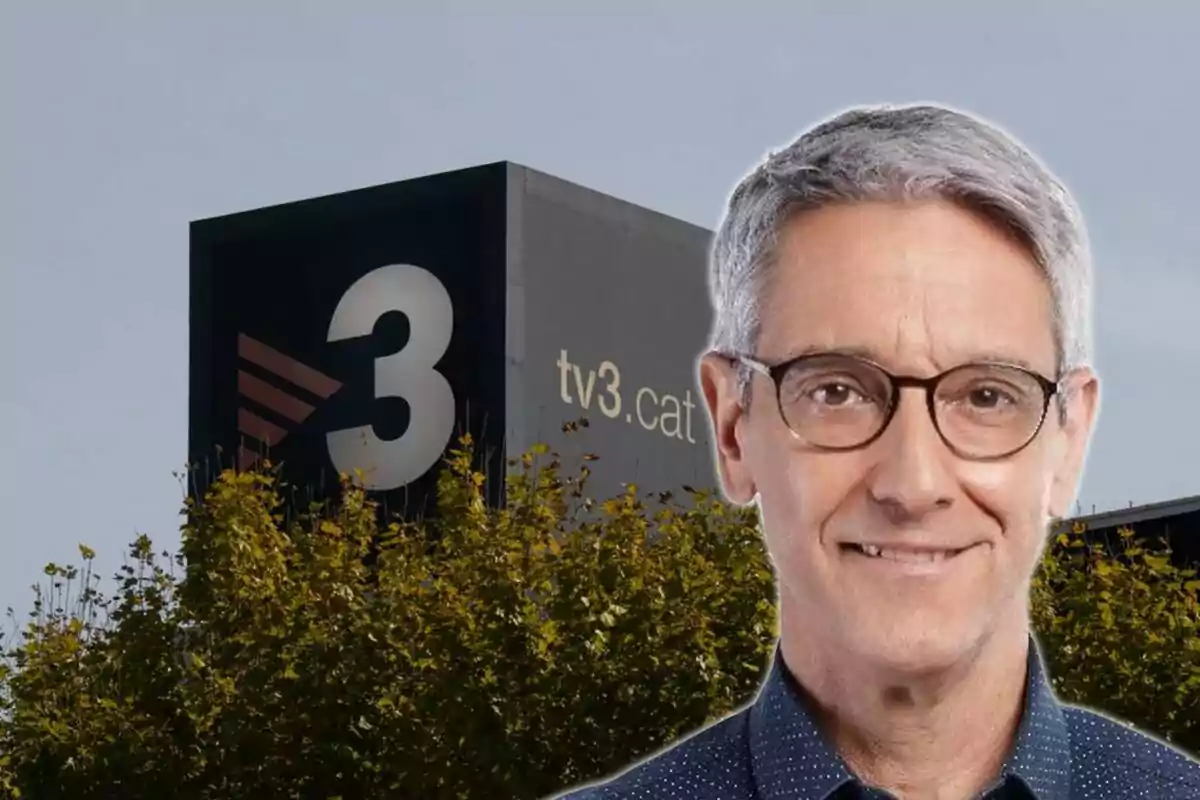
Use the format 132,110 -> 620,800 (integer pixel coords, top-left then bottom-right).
554,639 -> 1200,799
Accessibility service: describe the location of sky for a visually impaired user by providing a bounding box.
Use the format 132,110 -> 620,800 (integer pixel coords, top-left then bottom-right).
3,3 -> 1199,623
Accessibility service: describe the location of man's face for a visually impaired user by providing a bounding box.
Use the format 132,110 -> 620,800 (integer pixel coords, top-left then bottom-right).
700,199 -> 1098,673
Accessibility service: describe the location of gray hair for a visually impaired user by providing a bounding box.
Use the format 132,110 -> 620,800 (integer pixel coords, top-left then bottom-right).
708,103 -> 1093,396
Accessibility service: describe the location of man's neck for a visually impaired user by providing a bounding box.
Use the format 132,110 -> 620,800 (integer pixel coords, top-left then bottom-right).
778,612 -> 1030,800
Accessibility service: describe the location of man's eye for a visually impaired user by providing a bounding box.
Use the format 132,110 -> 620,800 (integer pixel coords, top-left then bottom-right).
809,382 -> 866,406
791,378 -> 876,408
956,384 -> 1024,410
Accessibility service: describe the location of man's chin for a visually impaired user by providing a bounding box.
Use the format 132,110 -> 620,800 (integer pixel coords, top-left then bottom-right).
842,624 -> 985,679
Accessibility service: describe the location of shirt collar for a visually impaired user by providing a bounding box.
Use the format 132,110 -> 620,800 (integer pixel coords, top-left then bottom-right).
747,637 -> 1072,800
999,638 -> 1072,800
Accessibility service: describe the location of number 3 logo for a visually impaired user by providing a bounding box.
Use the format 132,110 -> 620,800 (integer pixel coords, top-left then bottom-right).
326,264 -> 455,491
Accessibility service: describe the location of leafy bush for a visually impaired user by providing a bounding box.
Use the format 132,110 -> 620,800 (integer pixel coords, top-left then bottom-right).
1031,522 -> 1200,753
0,437 -> 777,799
1,435 -> 1196,799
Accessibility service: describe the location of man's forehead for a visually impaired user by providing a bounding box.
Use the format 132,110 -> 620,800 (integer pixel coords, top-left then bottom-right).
756,202 -> 1058,372
757,268 -> 1055,354
767,199 -> 1049,286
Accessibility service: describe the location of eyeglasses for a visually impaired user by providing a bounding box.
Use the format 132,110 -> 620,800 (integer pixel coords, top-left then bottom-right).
734,352 -> 1061,460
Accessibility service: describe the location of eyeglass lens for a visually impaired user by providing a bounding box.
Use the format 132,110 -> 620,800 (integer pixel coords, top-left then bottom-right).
776,355 -> 1049,456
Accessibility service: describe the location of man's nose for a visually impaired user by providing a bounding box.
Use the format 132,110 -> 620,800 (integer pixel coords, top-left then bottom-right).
866,389 -> 957,522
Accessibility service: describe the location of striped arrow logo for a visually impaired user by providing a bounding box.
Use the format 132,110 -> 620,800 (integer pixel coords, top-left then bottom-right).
236,333 -> 343,470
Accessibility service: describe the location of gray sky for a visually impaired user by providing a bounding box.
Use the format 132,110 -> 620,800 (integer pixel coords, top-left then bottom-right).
4,4 -> 1199,622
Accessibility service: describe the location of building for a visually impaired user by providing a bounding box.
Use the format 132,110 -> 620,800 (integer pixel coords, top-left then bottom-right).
1053,494 -> 1200,568
189,162 -> 720,520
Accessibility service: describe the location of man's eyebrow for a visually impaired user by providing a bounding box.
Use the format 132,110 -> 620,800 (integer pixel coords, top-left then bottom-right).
772,345 -> 877,363
767,345 -> 1046,373
950,351 -> 1046,372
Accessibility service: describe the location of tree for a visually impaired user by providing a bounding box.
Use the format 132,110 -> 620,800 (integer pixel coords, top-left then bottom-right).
1030,522 -> 1200,752
1,435 -> 1197,799
0,436 -> 777,799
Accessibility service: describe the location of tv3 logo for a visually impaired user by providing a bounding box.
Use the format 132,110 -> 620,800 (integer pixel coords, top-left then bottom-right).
236,264 -> 455,491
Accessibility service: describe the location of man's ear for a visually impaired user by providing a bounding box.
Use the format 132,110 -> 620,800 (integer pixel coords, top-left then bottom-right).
698,352 -> 757,504
1047,368 -> 1100,520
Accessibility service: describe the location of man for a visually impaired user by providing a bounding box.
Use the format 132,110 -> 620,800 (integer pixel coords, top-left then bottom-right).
556,104 -> 1200,799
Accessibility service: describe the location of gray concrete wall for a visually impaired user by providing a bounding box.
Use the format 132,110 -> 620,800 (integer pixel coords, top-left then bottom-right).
506,164 -> 722,502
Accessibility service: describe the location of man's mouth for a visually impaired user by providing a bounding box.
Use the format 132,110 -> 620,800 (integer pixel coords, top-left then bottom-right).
839,542 -> 973,563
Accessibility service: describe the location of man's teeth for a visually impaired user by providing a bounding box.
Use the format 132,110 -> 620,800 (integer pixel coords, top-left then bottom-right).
857,544 -> 956,562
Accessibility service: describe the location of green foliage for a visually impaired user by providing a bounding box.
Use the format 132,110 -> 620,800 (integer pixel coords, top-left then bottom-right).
1,438 -> 1196,799
1030,523 -> 1200,753
0,437 -> 777,799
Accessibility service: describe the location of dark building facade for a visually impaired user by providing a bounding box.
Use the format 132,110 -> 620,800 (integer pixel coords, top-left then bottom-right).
1053,494 -> 1200,568
190,162 -> 719,520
